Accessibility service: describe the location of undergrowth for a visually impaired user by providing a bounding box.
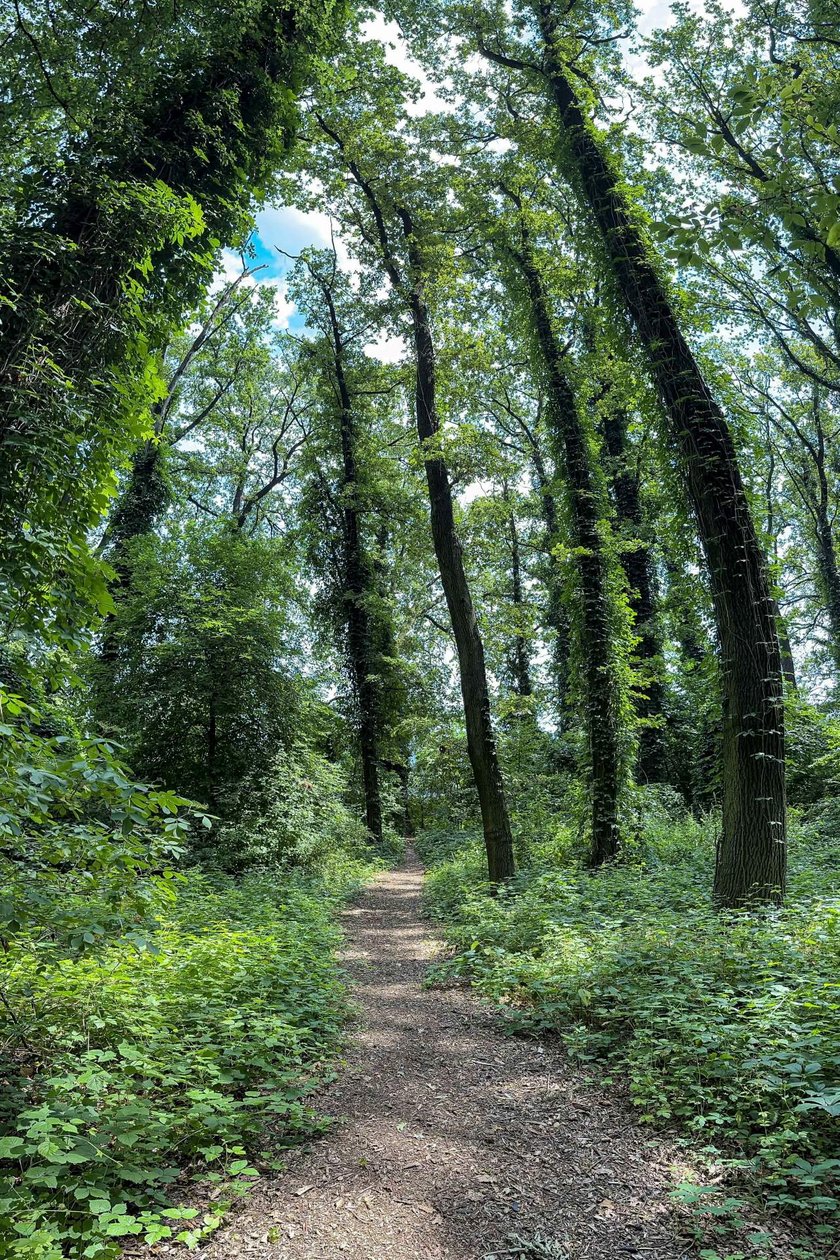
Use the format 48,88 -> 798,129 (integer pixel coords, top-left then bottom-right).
418,804 -> 840,1255
0,853 -> 380,1258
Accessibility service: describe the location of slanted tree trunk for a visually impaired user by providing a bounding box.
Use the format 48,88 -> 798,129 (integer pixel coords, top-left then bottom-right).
98,272 -> 254,663
600,407 -> 667,781
318,116 -> 515,882
519,2 -> 786,904
98,434 -> 169,667
401,222 -> 515,881
508,223 -> 622,865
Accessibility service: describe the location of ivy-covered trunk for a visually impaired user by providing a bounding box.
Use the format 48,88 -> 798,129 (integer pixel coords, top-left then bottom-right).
505,489 -> 534,698
527,427 -> 572,724
600,407 -> 667,782
534,0 -> 786,905
324,287 -> 383,843
96,437 -> 169,669
511,229 -> 622,865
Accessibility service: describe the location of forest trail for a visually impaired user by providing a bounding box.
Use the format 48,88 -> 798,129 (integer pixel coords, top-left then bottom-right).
205,852 -> 691,1260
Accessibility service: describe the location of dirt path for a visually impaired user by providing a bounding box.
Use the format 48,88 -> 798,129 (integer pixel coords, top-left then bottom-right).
206,852 -> 692,1260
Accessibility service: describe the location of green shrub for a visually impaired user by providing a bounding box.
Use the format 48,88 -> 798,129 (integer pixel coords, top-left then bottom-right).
215,743 -> 378,873
0,867 -> 375,1258
422,817 -> 840,1241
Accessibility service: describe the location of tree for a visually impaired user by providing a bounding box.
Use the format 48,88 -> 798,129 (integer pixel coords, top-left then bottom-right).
292,59 -> 516,881
289,251 -> 399,841
0,0 -> 344,643
499,186 -> 625,863
466,0 -> 786,905
98,526 -> 301,815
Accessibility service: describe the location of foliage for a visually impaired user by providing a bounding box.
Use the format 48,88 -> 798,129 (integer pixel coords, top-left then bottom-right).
0,862 -> 376,1259
92,525 -> 301,815
0,678 -> 196,956
0,0 -> 346,642
215,742 -> 383,871
3,1 -> 840,1250
420,811 -> 840,1242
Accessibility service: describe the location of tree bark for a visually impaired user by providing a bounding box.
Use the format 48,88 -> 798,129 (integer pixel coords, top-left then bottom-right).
401,219 -> 515,883
509,227 -> 622,865
504,486 -> 534,698
529,1 -> 786,904
600,407 -> 667,782
321,282 -> 384,843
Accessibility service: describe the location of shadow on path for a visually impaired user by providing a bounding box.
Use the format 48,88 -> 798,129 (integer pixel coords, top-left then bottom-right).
203,851 -> 691,1260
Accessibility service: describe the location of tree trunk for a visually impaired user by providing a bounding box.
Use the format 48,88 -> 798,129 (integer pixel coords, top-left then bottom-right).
402,222 -> 516,883
600,407 -> 667,782
383,759 -> 413,837
505,487 -> 534,698
322,286 -> 384,843
207,686 -> 218,814
97,433 -> 169,669
510,228 -> 622,865
815,514 -> 840,676
533,1 -> 786,904
320,124 -> 515,882
527,429 -> 572,723
763,431 -> 798,696
773,598 -> 798,695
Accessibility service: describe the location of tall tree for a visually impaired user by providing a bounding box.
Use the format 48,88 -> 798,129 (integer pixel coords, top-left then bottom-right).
465,0 -> 787,905
598,396 -> 667,782
299,71 -> 516,881
500,189 -> 624,863
0,0 -> 344,642
290,252 -> 395,841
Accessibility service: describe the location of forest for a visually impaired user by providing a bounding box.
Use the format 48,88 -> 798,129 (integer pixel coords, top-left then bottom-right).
1,0 -> 839,1257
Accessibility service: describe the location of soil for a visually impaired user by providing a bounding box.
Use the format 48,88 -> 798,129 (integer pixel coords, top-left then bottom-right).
202,851 -> 696,1260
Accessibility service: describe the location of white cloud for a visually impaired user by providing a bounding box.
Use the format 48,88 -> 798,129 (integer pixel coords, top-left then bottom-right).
256,203 -> 333,258
256,202 -> 362,283
363,330 -> 407,364
269,285 -> 296,330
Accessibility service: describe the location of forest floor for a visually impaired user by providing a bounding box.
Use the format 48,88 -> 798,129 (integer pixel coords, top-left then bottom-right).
202,851 -> 696,1260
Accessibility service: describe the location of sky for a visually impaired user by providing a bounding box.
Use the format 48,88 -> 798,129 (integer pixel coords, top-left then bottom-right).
227,1 -> 725,352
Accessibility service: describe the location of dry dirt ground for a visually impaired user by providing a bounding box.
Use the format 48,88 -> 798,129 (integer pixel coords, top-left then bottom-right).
204,852 -> 695,1260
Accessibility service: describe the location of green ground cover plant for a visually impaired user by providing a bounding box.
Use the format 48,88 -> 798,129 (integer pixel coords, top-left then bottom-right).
419,804 -> 840,1248
0,856 -> 380,1259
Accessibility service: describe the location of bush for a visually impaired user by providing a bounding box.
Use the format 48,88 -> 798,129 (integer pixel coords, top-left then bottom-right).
214,743 -> 380,874
421,817 -> 840,1243
0,680 -> 199,956
0,864 -> 377,1258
